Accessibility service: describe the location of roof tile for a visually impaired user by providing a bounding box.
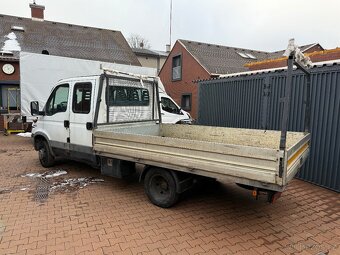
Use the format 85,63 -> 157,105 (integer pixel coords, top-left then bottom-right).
179,39 -> 320,75
0,14 -> 140,66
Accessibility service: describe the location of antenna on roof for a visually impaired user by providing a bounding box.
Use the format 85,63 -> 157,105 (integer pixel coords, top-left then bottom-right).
169,0 -> 172,47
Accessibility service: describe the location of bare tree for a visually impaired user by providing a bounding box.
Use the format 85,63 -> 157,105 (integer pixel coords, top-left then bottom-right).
127,34 -> 151,49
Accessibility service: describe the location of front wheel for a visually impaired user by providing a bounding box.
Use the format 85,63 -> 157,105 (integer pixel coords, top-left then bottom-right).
144,168 -> 179,208
39,140 -> 55,168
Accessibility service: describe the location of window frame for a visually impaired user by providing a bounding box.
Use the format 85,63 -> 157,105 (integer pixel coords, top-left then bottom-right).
172,54 -> 182,81
72,82 -> 92,114
45,84 -> 69,116
108,86 -> 150,107
181,93 -> 192,111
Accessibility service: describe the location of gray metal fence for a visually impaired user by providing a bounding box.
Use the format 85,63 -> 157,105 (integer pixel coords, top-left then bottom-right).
198,64 -> 340,192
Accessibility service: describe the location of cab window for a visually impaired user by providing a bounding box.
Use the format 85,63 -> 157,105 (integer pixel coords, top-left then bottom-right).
108,86 -> 149,106
161,97 -> 181,114
73,83 -> 92,114
45,84 -> 69,116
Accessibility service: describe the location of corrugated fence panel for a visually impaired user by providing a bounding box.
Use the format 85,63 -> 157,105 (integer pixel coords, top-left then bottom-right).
199,77 -> 264,129
198,65 -> 340,192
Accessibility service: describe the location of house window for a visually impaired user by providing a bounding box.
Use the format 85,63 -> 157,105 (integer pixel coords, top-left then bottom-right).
73,83 -> 92,114
0,85 -> 20,111
172,54 -> 182,81
181,93 -> 191,111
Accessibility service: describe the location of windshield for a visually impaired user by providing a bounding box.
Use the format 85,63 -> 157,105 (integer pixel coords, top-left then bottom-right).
161,97 -> 181,114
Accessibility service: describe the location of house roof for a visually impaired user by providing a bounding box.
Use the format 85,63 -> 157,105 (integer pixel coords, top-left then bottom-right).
0,14 -> 141,66
179,39 -> 272,75
132,48 -> 168,57
178,39 -> 321,75
266,43 -> 322,59
244,47 -> 340,70
195,59 -> 340,83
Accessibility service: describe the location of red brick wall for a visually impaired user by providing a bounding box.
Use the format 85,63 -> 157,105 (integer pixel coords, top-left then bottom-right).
31,7 -> 44,19
159,41 -> 210,119
0,60 -> 20,131
0,61 -> 20,81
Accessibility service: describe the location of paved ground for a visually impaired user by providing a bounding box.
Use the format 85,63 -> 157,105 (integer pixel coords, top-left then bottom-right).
0,134 -> 339,255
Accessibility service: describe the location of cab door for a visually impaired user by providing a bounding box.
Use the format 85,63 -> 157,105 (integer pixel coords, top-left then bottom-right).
69,80 -> 95,150
43,84 -> 71,147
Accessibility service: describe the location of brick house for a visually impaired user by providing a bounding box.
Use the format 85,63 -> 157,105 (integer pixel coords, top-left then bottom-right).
159,40 -> 323,119
0,2 -> 140,130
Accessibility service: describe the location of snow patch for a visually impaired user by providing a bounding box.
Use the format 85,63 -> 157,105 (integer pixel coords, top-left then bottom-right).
21,169 -> 68,179
17,132 -> 32,138
49,177 -> 104,193
44,170 -> 68,178
2,32 -> 21,52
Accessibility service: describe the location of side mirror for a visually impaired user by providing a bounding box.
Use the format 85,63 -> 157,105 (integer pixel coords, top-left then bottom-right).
30,101 -> 40,116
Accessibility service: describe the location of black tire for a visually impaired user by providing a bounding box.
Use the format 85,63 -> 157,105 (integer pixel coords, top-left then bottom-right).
144,168 -> 179,208
39,140 -> 55,168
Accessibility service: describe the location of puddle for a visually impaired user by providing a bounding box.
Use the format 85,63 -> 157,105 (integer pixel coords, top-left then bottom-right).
21,169 -> 104,203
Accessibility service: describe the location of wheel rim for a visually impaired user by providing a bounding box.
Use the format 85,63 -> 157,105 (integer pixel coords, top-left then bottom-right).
39,148 -> 47,164
149,175 -> 171,201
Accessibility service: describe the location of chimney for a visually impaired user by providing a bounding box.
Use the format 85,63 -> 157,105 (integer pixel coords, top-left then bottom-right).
29,1 -> 45,21
166,44 -> 171,53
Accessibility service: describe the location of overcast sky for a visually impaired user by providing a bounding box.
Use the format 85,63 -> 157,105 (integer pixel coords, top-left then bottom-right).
2,0 -> 340,52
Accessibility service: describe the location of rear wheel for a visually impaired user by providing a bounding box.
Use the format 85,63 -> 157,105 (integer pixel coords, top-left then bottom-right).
39,140 -> 55,168
144,168 -> 179,208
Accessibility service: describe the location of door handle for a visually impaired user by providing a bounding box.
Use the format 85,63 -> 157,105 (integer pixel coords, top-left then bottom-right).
86,122 -> 93,130
64,120 -> 70,128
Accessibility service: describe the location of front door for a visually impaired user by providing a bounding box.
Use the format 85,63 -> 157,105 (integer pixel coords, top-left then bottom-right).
43,84 -> 70,147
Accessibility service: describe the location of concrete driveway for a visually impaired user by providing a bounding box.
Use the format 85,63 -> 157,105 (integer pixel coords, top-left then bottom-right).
0,135 -> 339,255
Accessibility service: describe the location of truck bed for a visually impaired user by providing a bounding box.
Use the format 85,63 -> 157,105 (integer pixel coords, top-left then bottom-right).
93,122 -> 310,191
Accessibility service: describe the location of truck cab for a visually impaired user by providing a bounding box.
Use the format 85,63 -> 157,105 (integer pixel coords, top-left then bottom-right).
31,73 -> 192,167
31,76 -> 99,166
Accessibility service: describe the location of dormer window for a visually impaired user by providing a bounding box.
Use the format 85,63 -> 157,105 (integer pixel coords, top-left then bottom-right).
237,52 -> 257,60
11,26 -> 25,32
246,53 -> 256,59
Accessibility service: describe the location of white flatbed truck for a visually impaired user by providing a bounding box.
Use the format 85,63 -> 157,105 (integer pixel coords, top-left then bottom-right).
30,48 -> 311,208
